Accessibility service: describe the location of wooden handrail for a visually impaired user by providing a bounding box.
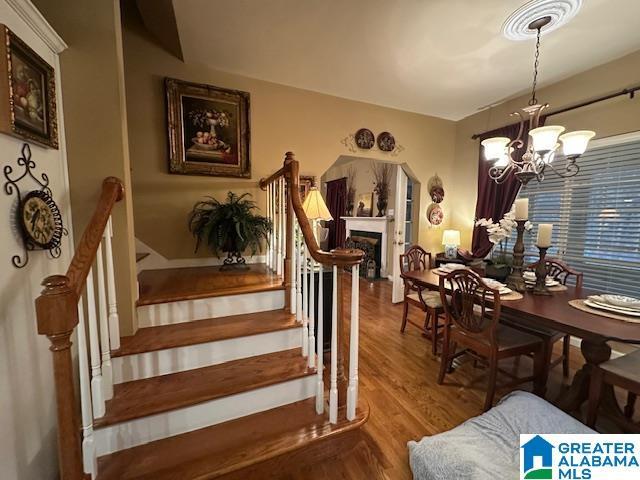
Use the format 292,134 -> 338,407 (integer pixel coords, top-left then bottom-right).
259,152 -> 363,268
67,177 -> 124,296
35,176 -> 125,480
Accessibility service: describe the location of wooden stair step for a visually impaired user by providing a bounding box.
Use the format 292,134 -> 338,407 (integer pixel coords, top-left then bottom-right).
96,398 -> 369,480
137,264 -> 283,306
113,309 -> 298,357
95,348 -> 311,428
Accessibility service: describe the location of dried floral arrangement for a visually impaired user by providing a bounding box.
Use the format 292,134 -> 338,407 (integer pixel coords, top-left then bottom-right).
346,165 -> 357,216
372,161 -> 392,216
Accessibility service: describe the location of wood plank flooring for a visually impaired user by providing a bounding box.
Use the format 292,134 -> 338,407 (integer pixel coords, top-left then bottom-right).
277,277 -> 587,479
137,263 -> 283,306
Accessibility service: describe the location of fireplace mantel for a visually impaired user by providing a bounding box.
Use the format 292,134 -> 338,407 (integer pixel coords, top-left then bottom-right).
341,216 -> 389,277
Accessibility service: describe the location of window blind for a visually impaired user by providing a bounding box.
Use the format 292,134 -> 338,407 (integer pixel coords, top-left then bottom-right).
515,137 -> 640,297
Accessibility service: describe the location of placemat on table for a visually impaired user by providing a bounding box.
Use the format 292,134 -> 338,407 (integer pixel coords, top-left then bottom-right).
568,299 -> 640,324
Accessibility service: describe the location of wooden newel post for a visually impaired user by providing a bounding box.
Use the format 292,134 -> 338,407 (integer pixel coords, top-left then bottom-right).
36,275 -> 83,480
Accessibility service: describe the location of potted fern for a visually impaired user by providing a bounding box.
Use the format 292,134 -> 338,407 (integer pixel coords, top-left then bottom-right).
188,192 -> 272,270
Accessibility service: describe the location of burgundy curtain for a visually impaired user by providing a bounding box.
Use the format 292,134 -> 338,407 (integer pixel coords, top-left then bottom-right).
326,178 -> 347,250
471,118 -> 545,258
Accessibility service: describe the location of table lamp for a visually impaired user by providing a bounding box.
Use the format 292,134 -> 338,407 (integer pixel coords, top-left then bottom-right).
442,230 -> 460,259
302,187 -> 333,243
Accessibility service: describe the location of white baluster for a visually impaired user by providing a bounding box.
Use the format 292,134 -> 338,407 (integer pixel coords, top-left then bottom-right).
347,264 -> 360,421
273,182 -> 278,272
329,264 -> 338,424
291,221 -> 297,315
279,177 -> 285,275
266,181 -> 271,270
96,243 -> 113,401
301,244 -> 309,357
76,297 -> 97,476
308,252 -> 316,369
316,262 -> 324,414
86,267 -> 105,418
296,226 -> 303,325
276,181 -> 282,276
103,217 -> 120,350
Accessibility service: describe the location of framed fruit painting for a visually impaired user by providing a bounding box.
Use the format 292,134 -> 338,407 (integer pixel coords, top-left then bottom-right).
166,77 -> 250,178
0,25 -> 58,148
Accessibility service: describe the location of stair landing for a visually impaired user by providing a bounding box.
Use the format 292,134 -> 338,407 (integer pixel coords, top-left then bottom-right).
137,263 -> 282,306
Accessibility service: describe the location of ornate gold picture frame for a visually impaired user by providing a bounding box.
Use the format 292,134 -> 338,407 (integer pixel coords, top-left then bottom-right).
166,77 -> 250,178
0,25 -> 58,149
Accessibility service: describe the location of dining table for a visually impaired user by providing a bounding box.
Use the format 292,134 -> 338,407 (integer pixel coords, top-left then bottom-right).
402,268 -> 640,428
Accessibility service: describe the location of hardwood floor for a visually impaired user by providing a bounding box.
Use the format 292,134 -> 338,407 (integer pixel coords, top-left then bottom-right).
278,277 -> 584,479
137,263 -> 283,306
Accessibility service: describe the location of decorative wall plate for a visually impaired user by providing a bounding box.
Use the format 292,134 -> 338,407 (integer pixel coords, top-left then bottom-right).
355,128 -> 375,149
427,203 -> 444,225
377,131 -> 396,152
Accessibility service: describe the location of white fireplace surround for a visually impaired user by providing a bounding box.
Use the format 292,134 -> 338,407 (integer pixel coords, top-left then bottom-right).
341,216 -> 388,277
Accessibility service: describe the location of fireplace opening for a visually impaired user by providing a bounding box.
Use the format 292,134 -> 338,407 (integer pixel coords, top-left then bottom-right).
346,229 -> 382,278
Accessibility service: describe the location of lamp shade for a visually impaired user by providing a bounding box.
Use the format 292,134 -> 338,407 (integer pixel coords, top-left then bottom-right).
481,137 -> 510,161
529,125 -> 565,153
559,130 -> 595,157
302,187 -> 333,221
442,230 -> 460,246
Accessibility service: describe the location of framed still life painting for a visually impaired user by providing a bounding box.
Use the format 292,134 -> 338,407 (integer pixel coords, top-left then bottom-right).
166,77 -> 250,178
0,25 -> 58,148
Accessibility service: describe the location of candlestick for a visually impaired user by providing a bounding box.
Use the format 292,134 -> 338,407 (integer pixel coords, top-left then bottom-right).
537,223 -> 553,248
514,198 -> 529,220
533,245 -> 552,296
506,219 -> 527,293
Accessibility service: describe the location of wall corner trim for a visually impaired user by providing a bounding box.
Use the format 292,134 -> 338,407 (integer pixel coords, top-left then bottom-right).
6,0 -> 68,53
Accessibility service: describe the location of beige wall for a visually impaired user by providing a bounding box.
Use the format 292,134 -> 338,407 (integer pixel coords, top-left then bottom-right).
33,0 -> 138,335
452,50 -> 640,249
122,14 -> 457,259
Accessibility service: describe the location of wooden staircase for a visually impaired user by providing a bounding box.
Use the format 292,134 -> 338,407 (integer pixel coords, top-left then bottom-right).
35,154 -> 366,479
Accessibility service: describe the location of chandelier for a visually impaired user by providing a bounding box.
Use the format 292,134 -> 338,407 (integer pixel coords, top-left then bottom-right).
481,16 -> 595,186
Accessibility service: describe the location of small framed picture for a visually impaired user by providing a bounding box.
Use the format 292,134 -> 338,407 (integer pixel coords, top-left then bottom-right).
166,77 -> 250,178
299,175 -> 315,202
0,25 -> 58,148
356,192 -> 374,217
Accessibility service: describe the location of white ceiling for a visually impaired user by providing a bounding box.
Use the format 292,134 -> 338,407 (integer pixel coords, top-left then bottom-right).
174,0 -> 640,121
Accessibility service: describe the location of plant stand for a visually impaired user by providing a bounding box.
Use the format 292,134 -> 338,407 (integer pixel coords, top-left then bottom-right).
219,251 -> 250,271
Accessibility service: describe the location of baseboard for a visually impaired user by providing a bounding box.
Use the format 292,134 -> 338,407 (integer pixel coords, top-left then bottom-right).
135,238 -> 266,272
112,326 -> 302,383
94,375 -> 316,456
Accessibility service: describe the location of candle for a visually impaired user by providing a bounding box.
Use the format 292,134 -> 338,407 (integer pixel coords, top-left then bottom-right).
514,198 -> 529,220
537,224 -> 553,248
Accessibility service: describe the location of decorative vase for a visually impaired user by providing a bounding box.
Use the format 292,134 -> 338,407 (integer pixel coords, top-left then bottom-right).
376,195 -> 388,217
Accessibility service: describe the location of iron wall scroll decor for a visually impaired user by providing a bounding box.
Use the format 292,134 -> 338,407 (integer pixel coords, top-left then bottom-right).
3,143 -> 67,268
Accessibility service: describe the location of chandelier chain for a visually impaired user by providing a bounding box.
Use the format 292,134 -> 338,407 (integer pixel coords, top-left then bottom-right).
529,27 -> 542,106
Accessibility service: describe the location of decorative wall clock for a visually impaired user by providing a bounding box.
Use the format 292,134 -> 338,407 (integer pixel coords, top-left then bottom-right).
3,143 -> 67,267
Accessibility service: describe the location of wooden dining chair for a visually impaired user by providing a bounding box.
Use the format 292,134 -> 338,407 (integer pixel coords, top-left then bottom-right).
438,270 -> 545,412
399,245 -> 444,355
506,258 -> 584,378
587,349 -> 640,431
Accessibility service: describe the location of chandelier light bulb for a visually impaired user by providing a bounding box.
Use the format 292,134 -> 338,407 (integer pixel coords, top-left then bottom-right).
529,125 -> 566,153
481,137 -> 510,161
559,130 -> 596,157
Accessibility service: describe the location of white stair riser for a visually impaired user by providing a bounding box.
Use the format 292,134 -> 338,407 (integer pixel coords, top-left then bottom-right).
112,327 -> 302,384
94,375 -> 316,456
138,290 -> 284,327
